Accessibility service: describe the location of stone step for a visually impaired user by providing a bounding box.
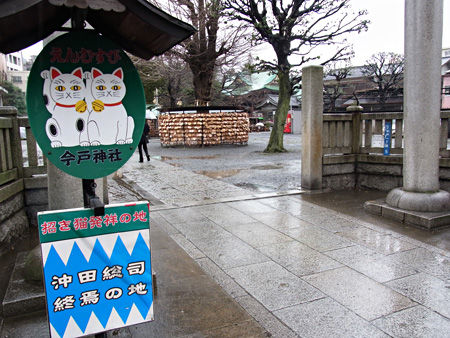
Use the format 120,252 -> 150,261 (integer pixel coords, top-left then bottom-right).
364,199 -> 450,230
2,252 -> 45,317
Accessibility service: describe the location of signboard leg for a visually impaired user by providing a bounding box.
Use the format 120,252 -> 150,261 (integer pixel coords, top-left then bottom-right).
84,179 -> 106,338
84,178 -> 107,338
82,179 -> 105,216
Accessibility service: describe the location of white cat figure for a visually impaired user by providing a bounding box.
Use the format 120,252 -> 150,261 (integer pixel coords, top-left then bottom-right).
84,67 -> 134,146
41,67 -> 89,147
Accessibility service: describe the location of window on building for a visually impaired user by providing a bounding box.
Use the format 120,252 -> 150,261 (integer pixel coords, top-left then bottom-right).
443,86 -> 450,95
12,76 -> 22,83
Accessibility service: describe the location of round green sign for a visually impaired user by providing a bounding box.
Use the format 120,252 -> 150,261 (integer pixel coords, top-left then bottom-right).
27,31 -> 145,179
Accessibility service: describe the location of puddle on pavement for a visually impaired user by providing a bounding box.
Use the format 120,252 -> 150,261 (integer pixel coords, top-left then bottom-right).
151,155 -> 177,161
186,155 -> 221,160
195,169 -> 243,179
250,164 -> 283,170
152,155 -> 220,161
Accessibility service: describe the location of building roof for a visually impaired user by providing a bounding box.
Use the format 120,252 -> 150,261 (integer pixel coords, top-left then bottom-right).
0,0 -> 195,59
256,94 -> 300,110
323,66 -> 366,81
223,71 -> 279,96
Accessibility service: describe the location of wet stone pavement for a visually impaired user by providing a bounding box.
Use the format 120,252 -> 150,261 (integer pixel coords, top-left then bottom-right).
109,134 -> 450,338
3,133 -> 450,337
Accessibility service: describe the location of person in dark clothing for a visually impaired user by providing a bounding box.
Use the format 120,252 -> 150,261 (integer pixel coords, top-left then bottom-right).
138,121 -> 150,162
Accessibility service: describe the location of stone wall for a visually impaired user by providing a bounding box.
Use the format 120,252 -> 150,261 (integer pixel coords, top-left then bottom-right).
0,192 -> 28,253
0,177 -> 48,253
322,156 -> 355,190
23,176 -> 48,228
322,154 -> 450,192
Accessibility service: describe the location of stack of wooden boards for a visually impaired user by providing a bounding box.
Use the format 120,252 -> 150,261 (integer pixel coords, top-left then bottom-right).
159,112 -> 249,146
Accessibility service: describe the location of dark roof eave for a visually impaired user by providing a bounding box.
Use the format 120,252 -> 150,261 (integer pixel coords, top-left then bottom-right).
0,1 -> 71,54
0,0 -> 195,59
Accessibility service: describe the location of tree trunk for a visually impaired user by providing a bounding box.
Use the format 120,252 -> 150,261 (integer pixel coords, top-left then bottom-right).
264,69 -> 291,153
189,61 -> 214,105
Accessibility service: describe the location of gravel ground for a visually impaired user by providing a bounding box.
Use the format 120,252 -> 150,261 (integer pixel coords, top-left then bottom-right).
144,132 -> 302,192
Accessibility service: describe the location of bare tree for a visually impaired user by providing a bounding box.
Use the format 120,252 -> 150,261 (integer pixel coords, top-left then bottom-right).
131,54 -> 194,108
323,62 -> 351,111
361,52 -> 404,107
224,0 -> 368,152
155,0 -> 250,106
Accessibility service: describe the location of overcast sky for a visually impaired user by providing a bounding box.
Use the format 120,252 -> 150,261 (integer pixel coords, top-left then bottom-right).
350,0 -> 450,65
254,0 -> 450,67
21,0 -> 450,67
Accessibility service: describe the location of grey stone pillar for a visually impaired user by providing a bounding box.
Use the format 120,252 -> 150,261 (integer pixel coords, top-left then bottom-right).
47,163 -> 107,210
387,0 -> 450,211
47,162 -> 84,210
301,65 -> 323,190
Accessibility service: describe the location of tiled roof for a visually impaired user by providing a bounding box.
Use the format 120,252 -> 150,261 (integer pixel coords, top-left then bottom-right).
0,0 -> 195,59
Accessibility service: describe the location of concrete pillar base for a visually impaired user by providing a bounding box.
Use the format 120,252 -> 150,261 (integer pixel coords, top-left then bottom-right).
386,187 -> 450,212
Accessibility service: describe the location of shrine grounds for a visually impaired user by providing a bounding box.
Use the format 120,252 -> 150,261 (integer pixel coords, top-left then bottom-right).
110,131 -> 449,337
2,132 -> 450,337
148,132 -> 303,193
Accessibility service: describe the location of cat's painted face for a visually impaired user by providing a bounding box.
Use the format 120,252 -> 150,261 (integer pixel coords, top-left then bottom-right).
91,68 -> 126,104
49,67 -> 85,105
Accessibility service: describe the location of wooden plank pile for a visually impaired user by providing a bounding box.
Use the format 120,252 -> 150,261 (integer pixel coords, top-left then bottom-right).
184,113 -> 204,146
148,120 -> 159,137
159,112 -> 249,146
203,113 -> 222,145
158,114 -> 184,146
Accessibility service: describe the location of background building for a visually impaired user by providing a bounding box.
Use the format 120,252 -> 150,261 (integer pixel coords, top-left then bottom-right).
4,51 -> 29,93
6,70 -> 29,93
223,71 -> 302,134
0,53 -> 7,81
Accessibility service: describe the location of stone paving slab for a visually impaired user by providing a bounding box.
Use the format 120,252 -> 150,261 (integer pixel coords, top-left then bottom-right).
387,247 -> 450,280
226,200 -> 278,214
372,305 -> 450,338
224,221 -> 292,248
385,273 -> 450,319
325,245 -> 419,283
195,258 -> 248,299
226,261 -> 324,311
285,225 -> 354,252
247,210 -> 312,231
274,297 -> 389,338
194,234 -> 270,270
258,241 -> 343,277
337,226 -> 418,255
112,155 -> 450,337
302,267 -> 416,321
235,295 -> 298,338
